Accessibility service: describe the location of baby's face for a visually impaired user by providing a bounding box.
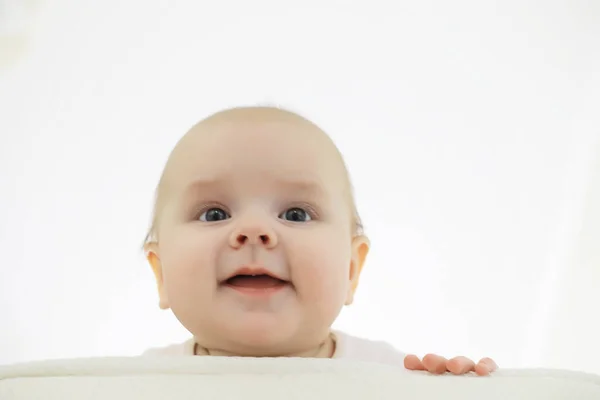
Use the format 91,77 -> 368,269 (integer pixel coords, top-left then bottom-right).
149,112 -> 368,356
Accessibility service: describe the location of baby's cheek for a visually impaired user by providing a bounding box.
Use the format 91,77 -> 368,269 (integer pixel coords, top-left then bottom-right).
292,241 -> 351,301
161,233 -> 216,288
160,240 -> 216,326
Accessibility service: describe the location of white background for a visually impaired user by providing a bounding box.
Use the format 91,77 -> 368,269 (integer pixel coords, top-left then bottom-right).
1,0 -> 599,373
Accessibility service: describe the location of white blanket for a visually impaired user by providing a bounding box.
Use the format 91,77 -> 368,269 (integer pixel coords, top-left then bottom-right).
1,356 -> 599,399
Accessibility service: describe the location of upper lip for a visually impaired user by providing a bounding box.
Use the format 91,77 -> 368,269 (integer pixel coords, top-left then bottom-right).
223,266 -> 288,282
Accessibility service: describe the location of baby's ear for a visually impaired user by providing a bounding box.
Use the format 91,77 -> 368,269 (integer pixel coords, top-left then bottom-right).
144,242 -> 170,310
345,235 -> 370,305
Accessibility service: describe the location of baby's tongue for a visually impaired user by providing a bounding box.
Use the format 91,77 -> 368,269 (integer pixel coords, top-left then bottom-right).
227,275 -> 285,288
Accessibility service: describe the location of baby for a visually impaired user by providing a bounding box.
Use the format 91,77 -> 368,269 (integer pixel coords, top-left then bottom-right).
142,106 -> 497,376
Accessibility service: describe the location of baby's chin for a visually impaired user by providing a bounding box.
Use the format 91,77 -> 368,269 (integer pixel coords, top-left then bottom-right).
195,317 -> 324,357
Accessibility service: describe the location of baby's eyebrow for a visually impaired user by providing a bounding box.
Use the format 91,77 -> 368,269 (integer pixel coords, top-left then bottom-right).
274,178 -> 328,200
182,178 -> 223,197
180,176 -> 328,200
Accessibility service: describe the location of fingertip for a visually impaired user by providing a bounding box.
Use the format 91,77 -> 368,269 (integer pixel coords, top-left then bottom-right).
422,354 -> 444,365
447,357 -> 474,375
478,357 -> 498,375
446,358 -> 460,375
482,357 -> 498,370
474,364 -> 491,376
404,354 -> 424,370
422,354 -> 448,374
446,360 -> 467,375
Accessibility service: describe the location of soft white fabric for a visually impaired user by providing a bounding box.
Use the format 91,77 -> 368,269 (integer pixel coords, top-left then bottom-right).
1,356 -> 600,400
143,330 -> 409,367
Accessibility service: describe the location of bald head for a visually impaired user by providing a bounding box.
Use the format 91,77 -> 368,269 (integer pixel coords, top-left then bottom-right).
143,106 -> 362,246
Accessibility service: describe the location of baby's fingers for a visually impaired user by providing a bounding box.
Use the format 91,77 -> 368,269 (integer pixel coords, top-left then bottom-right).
422,354 -> 448,374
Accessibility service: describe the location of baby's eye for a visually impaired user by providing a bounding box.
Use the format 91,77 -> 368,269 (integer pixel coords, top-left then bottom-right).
279,207 -> 312,222
199,207 -> 230,222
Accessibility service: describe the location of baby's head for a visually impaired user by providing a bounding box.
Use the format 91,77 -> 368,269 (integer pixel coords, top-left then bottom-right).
144,106 -> 370,357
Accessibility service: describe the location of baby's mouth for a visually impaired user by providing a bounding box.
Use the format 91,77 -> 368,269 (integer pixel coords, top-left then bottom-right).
224,274 -> 289,289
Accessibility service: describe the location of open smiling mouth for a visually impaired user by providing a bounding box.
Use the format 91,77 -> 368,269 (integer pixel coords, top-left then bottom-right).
222,269 -> 290,294
226,274 -> 288,289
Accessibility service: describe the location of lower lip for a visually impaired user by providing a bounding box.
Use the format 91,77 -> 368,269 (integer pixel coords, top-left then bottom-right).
224,283 -> 289,297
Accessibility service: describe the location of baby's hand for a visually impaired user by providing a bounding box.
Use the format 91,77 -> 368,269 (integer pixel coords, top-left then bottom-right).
404,354 -> 497,376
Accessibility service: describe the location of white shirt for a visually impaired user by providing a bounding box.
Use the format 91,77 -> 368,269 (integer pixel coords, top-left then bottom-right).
143,331 -> 407,367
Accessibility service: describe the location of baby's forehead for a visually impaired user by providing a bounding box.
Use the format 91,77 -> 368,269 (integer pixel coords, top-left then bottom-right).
161,109 -> 350,199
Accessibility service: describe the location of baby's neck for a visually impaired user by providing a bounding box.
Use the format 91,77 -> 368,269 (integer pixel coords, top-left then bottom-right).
193,332 -> 336,358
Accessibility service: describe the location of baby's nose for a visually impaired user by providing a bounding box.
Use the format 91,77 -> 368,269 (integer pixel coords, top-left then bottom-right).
229,224 -> 277,249
235,233 -> 269,246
